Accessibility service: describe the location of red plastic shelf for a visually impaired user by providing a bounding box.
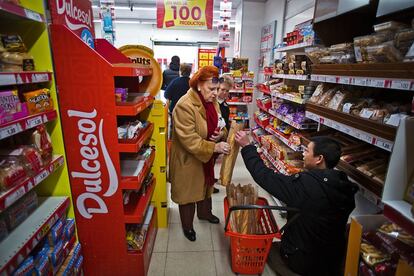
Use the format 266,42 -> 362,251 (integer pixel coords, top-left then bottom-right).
0,197 -> 69,275
121,150 -> 155,190
0,1 -> 45,22
124,177 -> 156,224
265,125 -> 302,152
0,110 -> 57,140
112,64 -> 153,77
118,123 -> 154,153
0,71 -> 52,86
254,115 -> 269,129
0,155 -> 64,211
116,95 -> 154,116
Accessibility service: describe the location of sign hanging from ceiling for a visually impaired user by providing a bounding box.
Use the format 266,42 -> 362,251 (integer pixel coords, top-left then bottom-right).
48,0 -> 95,48
156,0 -> 213,30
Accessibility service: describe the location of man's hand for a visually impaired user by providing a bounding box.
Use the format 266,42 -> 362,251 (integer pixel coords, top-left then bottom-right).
235,131 -> 251,148
210,129 -> 224,142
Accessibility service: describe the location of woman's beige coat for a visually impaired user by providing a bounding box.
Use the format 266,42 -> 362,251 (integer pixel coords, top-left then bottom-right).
169,88 -> 225,204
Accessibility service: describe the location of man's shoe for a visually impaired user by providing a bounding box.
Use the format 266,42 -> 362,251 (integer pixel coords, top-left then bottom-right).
183,229 -> 196,241
198,215 -> 220,224
213,187 -> 219,194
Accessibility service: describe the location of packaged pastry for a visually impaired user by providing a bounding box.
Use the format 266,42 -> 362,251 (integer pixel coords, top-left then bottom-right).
327,90 -> 350,110
305,47 -> 330,64
48,219 -> 64,246
374,231 -> 414,266
34,254 -> 50,276
316,88 -> 336,106
3,146 -> 44,174
115,88 -> 128,102
1,34 -> 26,52
371,108 -> 389,122
308,84 -> 325,103
24,89 -> 53,114
0,51 -> 24,65
0,156 -> 27,191
360,242 -> 391,267
0,63 -> 22,72
63,218 -> 76,241
31,125 -> 53,162
74,255 -> 83,275
329,42 -> 354,52
12,256 -> 35,276
354,33 -> 393,62
22,190 -> 38,214
379,223 -> 414,247
365,42 -> 403,63
126,226 -> 146,251
395,29 -> 414,47
374,21 -> 408,33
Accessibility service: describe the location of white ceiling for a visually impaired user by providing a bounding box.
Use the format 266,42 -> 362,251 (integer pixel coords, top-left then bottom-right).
92,0 -> 267,23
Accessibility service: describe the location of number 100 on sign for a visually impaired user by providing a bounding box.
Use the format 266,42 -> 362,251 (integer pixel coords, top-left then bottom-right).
157,0 -> 214,30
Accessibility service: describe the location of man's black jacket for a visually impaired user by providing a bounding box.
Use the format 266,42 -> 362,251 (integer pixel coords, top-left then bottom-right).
241,145 -> 358,275
219,101 -> 230,131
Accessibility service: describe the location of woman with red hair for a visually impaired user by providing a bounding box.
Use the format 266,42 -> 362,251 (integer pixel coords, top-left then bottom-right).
169,66 -> 230,241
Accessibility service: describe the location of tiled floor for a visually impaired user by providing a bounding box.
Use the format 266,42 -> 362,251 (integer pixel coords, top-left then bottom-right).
148,153 -> 284,276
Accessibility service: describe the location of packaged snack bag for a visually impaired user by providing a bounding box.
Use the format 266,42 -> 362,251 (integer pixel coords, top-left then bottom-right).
24,89 -> 53,114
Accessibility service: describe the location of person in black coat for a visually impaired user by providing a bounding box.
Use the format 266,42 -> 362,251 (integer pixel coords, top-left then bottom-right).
162,55 -> 180,90
234,133 -> 358,276
217,75 -> 234,132
164,63 -> 192,113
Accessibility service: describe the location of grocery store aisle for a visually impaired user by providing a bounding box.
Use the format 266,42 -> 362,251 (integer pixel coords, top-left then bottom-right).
148,153 -> 283,276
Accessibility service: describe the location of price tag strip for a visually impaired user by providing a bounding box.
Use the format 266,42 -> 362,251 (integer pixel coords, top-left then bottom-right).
265,126 -> 301,152
261,148 -> 288,175
0,155 -> 64,210
310,74 -> 414,91
272,92 -> 305,105
272,74 -> 309,81
305,111 -> 394,152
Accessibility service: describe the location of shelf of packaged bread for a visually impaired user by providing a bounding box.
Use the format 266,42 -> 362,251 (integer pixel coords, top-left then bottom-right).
268,108 -> 318,130
301,136 -> 384,198
264,125 -> 302,152
112,64 -> 153,77
274,41 -> 314,53
117,123 -> 154,153
272,74 -> 309,81
311,63 -> 414,91
121,149 -> 155,190
0,197 -> 69,275
0,155 -> 64,211
271,91 -> 306,105
0,1 -> 45,22
227,101 -> 249,106
0,110 -> 58,140
305,103 -> 396,152
124,177 -> 156,224
0,72 -> 52,86
116,94 -> 154,116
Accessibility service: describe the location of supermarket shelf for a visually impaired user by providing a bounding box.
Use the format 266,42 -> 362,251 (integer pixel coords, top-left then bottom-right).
0,155 -> 64,211
254,116 -> 269,130
272,74 -> 309,81
312,62 -> 414,83
0,1 -> 44,22
116,94 -> 154,116
112,64 -> 153,77
311,74 -> 414,91
383,202 -> 414,237
274,41 -> 314,52
118,123 -> 154,153
271,91 -> 306,105
121,149 -> 155,190
54,235 -> 76,275
264,125 -> 302,152
0,197 -> 69,275
229,116 -> 250,120
268,108 -> 317,130
256,84 -> 271,95
0,71 -> 52,86
227,102 -> 249,106
305,103 -> 396,152
257,102 -> 270,114
124,177 -> 156,224
229,89 -> 246,93
0,110 -> 58,140
261,148 -> 289,175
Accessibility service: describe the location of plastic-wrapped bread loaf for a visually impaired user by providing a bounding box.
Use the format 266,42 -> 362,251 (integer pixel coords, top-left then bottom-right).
220,121 -> 244,186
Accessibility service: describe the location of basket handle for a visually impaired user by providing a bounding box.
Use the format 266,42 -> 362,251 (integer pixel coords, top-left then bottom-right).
224,205 -> 300,234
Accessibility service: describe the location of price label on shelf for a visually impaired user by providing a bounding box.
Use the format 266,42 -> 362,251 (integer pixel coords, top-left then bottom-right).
5,186 -> 26,208
0,123 -> 22,139
326,76 -> 337,83
390,80 -> 411,90
343,126 -> 352,135
353,77 -> 367,86
24,9 -> 43,22
375,138 -> 393,152
32,73 -> 50,83
370,79 -> 386,88
34,169 -> 50,185
338,77 -> 351,85
26,116 -> 43,129
360,133 -> 373,144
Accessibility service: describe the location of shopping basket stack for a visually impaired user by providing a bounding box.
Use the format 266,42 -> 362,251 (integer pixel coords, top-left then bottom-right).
224,196 -> 290,275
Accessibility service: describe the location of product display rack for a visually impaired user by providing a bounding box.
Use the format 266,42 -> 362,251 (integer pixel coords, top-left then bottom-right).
49,24 -> 167,275
0,1 -> 74,274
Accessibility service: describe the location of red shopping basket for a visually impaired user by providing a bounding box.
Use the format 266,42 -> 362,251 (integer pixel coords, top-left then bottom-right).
224,197 -> 298,275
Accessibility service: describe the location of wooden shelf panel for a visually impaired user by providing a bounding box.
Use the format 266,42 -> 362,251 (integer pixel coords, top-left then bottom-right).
305,103 -> 396,151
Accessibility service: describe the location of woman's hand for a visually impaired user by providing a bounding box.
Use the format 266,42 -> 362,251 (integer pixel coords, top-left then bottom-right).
235,131 -> 251,148
209,129 -> 224,142
214,142 -> 231,154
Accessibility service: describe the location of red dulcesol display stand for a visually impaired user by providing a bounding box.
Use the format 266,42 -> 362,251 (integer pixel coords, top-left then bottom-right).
49,24 -> 160,275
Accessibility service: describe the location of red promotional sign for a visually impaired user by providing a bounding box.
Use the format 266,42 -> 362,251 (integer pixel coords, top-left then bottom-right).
156,0 -> 213,30
48,0 -> 95,48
